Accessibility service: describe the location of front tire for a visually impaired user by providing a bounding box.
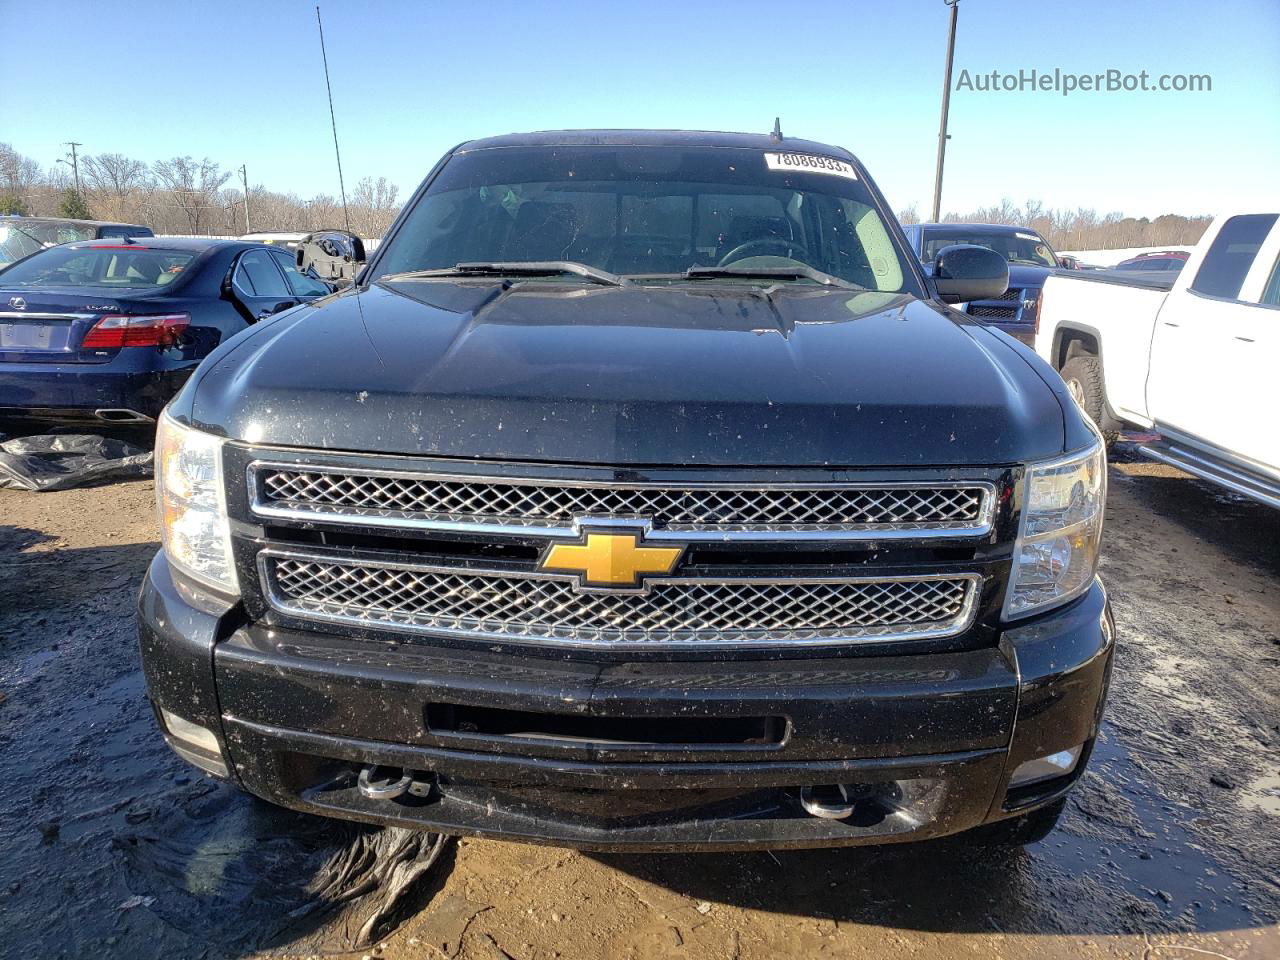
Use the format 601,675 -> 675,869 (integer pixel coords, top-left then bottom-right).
1060,355 -> 1119,443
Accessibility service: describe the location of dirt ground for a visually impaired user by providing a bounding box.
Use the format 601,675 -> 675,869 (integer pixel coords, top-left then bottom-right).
0,452 -> 1276,960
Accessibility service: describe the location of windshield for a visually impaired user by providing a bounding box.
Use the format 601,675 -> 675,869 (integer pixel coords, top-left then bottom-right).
0,245 -> 196,288
372,146 -> 915,293
0,225 -> 46,266
2,220 -> 97,245
922,229 -> 1058,268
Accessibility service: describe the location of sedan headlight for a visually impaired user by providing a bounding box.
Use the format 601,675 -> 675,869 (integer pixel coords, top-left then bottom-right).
156,410 -> 238,593
1004,441 -> 1105,619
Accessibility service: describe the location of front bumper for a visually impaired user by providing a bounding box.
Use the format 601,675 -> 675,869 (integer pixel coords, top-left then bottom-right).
138,554 -> 1113,851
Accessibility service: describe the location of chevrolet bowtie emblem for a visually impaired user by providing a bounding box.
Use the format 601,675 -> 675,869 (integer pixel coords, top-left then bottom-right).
540,525 -> 684,592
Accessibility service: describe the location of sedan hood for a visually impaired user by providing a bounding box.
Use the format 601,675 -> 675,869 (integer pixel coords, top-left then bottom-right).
187,279 -> 1065,467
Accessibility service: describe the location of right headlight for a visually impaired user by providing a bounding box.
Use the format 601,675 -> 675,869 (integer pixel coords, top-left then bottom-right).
156,409 -> 238,595
1003,440 -> 1106,620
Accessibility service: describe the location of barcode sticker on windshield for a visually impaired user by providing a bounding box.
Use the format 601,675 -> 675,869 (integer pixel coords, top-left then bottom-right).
764,152 -> 858,180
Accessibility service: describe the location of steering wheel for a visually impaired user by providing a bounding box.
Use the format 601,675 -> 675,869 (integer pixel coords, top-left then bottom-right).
717,237 -> 811,266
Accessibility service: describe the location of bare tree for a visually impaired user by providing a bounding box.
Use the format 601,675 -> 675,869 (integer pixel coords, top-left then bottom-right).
0,142 -> 42,214
351,176 -> 401,237
81,152 -> 150,220
152,156 -> 230,233
897,203 -> 920,225
82,153 -> 147,197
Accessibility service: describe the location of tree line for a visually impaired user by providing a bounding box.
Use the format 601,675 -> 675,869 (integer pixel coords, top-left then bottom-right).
896,199 -> 1211,252
3,141 -> 1211,251
0,142 -> 401,239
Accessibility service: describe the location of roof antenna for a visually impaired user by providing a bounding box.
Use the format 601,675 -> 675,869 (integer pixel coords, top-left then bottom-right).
770,117 -> 783,142
315,5 -> 352,233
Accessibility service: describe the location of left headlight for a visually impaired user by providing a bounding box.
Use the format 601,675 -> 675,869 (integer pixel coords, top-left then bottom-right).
156,410 -> 238,594
1003,440 -> 1105,620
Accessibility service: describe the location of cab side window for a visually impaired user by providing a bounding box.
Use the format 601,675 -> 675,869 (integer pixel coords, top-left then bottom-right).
1190,214 -> 1278,300
1260,255 -> 1280,307
234,250 -> 290,298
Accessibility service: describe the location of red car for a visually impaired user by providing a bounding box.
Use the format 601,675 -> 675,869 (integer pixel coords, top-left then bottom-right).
1114,250 -> 1190,273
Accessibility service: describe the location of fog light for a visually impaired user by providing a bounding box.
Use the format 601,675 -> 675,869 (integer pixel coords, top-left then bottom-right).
160,708 -> 229,777
1009,744 -> 1082,787
161,708 -> 220,753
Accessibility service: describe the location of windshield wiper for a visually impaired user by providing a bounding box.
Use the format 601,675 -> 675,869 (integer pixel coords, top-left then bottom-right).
1,224 -> 46,247
680,264 -> 862,290
384,261 -> 627,287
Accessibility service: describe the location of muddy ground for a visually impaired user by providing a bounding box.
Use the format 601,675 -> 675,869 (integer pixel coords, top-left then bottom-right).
0,453 -> 1276,960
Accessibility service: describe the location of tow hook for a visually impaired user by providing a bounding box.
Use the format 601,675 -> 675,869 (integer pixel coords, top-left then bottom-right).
800,783 -> 893,820
357,765 -> 433,801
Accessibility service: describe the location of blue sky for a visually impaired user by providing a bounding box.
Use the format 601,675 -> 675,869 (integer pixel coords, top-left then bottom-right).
3,0 -> 1277,218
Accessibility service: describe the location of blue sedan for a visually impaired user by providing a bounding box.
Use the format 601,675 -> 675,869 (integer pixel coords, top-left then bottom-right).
0,237 -> 331,424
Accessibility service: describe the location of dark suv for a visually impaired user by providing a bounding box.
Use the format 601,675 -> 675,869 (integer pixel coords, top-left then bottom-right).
138,130 -> 1112,852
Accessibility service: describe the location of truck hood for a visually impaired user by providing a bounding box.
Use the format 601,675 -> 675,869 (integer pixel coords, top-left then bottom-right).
187,279 -> 1065,467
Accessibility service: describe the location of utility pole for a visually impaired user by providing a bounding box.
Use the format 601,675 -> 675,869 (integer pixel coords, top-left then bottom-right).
238,165 -> 251,234
930,0 -> 960,222
64,141 -> 83,196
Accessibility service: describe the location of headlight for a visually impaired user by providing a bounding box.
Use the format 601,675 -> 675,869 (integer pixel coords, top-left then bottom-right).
156,410 -> 238,594
1003,440 -> 1105,619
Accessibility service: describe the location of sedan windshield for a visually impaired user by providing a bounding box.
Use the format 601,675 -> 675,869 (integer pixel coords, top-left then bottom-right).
371,146 -> 916,293
922,229 -> 1058,268
0,245 -> 196,288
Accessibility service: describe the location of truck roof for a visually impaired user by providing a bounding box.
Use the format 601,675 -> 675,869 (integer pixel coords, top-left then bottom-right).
455,129 -> 858,161
914,223 -> 1046,235
1,216 -> 149,229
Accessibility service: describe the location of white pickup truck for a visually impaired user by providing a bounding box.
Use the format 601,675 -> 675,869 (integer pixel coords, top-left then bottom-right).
1036,206 -> 1280,508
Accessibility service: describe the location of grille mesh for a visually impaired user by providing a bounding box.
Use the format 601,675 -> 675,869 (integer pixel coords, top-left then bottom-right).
258,469 -> 988,533
969,287 -> 1023,319
969,305 -> 1018,319
264,555 -> 976,647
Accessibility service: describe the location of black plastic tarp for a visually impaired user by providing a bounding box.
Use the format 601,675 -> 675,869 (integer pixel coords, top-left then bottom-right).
115,784 -> 450,954
0,434 -> 153,491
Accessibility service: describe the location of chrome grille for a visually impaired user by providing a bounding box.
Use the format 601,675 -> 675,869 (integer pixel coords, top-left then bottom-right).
260,551 -> 979,649
251,465 -> 993,539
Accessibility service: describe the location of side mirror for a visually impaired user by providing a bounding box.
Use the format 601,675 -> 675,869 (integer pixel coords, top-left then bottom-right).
296,230 -> 367,287
932,244 -> 1009,303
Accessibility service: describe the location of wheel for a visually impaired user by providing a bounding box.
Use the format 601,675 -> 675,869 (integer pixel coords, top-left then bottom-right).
972,797 -> 1068,846
1060,355 -> 1119,443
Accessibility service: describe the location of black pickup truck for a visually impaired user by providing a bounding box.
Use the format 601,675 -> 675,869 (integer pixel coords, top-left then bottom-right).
138,130 -> 1112,851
